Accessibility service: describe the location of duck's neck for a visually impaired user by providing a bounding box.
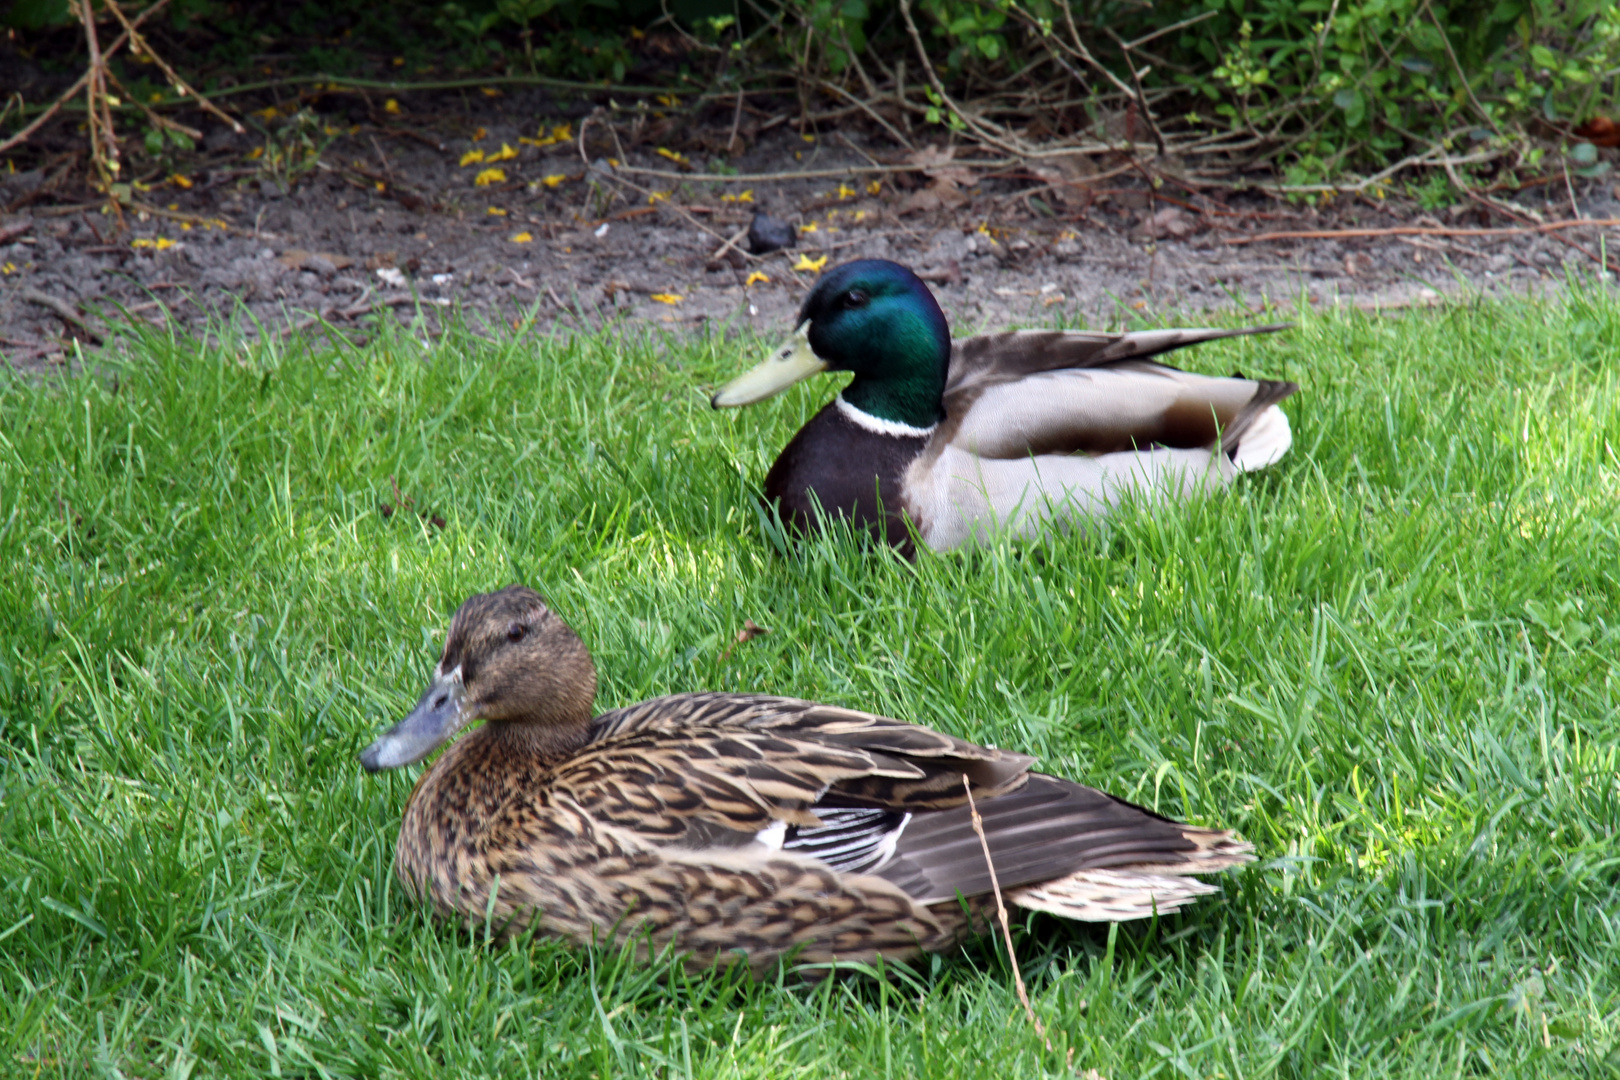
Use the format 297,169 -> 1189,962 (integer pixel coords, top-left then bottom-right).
485,716 -> 592,766
841,369 -> 944,431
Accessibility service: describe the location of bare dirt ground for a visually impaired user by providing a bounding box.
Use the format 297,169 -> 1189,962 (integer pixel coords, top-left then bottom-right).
4,83 -> 1619,370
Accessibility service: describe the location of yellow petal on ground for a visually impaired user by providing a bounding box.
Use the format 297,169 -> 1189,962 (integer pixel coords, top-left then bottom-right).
655,147 -> 688,164
181,222 -> 191,231
656,94 -> 678,106
473,126 -> 487,141
247,146 -> 264,160
131,237 -> 176,250
793,254 -> 828,272
648,191 -> 668,204
167,202 -> 178,211
745,271 -> 769,286
837,182 -> 856,199
384,99 -> 401,114
867,180 -> 882,195
375,181 -> 386,192
542,174 -> 567,188
518,137 -> 540,146
801,133 -> 815,142
511,232 -> 533,243
487,206 -> 508,215
552,123 -> 572,141
474,168 -> 507,186
1,263 -> 16,274
481,87 -> 501,97
650,293 -> 683,304
489,143 -> 518,161
460,149 -> 486,166
392,56 -> 405,67
253,106 -> 279,121
800,221 -> 818,233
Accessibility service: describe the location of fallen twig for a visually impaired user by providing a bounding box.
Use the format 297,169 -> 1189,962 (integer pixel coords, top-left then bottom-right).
1224,219 -> 1620,245
0,0 -> 176,156
21,287 -> 104,342
100,0 -> 243,135
963,775 -> 1047,1047
613,161 -> 973,184
1442,162 -> 1620,275
707,224 -> 752,267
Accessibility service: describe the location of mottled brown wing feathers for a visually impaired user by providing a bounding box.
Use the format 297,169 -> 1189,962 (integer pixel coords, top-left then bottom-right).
562,693 -> 1035,844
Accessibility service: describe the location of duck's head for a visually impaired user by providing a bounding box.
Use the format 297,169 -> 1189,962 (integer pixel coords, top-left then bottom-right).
712,259 -> 951,430
359,585 -> 597,772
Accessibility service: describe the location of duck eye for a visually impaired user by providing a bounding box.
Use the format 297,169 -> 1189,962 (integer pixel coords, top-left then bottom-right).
843,289 -> 868,309
507,622 -> 526,642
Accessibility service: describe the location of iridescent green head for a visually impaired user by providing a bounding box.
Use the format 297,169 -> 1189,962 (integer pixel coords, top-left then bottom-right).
711,260 -> 952,430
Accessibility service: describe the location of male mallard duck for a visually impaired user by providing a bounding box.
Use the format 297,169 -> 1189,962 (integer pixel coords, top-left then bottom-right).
360,585 -> 1253,970
712,259 -> 1298,553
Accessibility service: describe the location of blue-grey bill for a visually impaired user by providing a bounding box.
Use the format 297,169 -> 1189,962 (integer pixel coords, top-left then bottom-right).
359,670 -> 466,772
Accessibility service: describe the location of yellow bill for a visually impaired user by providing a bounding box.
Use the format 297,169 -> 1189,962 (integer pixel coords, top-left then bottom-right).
710,323 -> 827,407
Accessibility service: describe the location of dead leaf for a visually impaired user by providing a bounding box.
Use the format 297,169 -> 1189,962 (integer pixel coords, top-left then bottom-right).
1574,117 -> 1620,148
717,619 -> 771,664
898,177 -> 970,216
906,144 -> 976,189
1030,153 -> 1099,209
278,249 -> 357,271
1139,206 -> 1194,239
916,260 -> 963,285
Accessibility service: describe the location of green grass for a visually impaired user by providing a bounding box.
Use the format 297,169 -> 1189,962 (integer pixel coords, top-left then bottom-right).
1,293 -> 1618,1079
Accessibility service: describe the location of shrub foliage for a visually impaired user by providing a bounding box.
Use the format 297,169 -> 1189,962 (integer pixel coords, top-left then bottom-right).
6,0 -> 1620,180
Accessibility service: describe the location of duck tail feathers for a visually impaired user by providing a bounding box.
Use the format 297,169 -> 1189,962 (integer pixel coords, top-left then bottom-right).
1008,870 -> 1220,922
1005,823 -> 1253,922
1224,378 -> 1297,472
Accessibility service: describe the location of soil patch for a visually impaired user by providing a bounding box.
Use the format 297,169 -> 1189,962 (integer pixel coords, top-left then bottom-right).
4,85 -> 1619,370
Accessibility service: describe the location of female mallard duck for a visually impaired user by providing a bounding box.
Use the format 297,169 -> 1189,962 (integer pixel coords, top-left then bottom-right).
361,585 -> 1253,970
712,259 -> 1298,554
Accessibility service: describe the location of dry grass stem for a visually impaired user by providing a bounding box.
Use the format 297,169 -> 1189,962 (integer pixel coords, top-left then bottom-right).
963,774 -> 1047,1047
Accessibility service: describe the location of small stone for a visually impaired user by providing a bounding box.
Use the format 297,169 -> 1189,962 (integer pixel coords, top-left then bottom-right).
748,213 -> 796,255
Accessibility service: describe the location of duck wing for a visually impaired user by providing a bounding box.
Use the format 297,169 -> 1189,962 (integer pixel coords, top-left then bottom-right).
565,692 -> 1032,846
872,773 -> 1250,905
938,360 -> 1297,462
946,324 -> 1290,395
941,325 -> 1296,460
900,328 -> 1297,549
566,694 -> 1250,919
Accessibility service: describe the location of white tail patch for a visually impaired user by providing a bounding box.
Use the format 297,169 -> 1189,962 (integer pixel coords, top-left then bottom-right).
1008,869 -> 1219,922
1231,405 -> 1292,473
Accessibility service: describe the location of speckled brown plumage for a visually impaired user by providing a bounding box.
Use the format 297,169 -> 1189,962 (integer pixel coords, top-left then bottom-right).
364,586 -> 1254,970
